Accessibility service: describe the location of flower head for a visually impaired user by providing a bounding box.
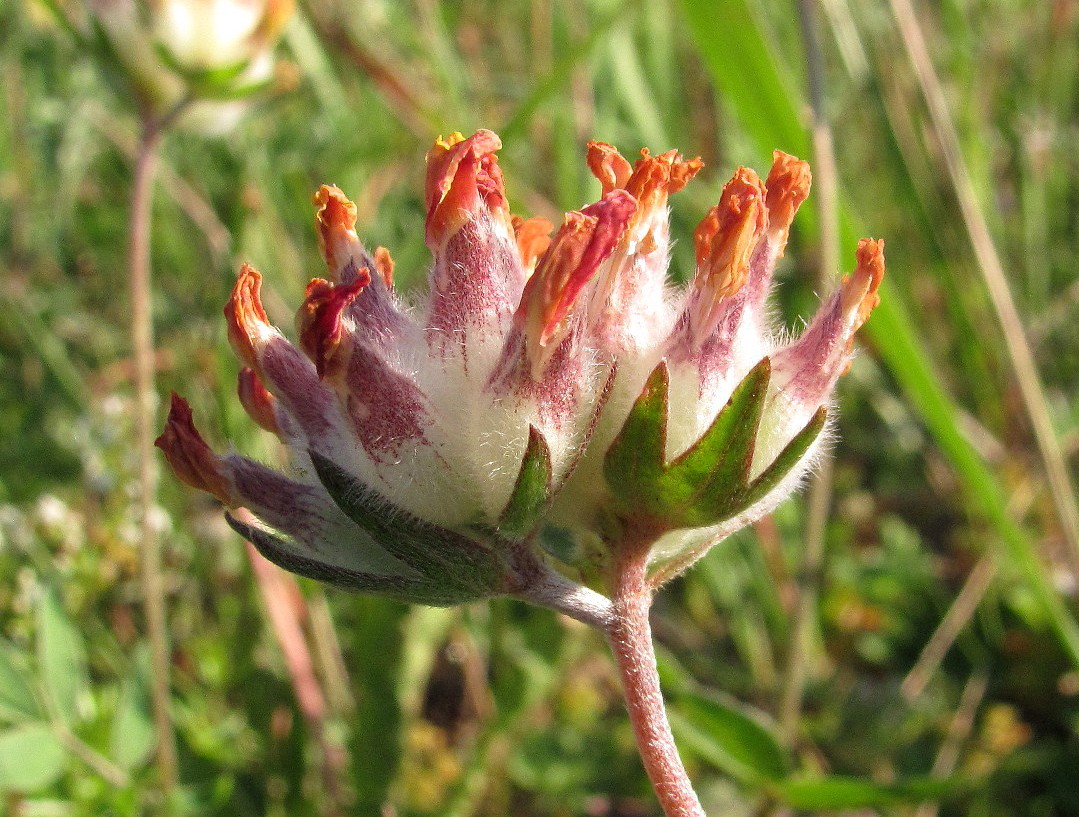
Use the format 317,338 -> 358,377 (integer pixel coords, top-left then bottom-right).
159,130 -> 884,605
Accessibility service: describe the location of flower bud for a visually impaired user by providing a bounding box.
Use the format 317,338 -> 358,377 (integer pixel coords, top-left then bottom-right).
87,0 -> 293,127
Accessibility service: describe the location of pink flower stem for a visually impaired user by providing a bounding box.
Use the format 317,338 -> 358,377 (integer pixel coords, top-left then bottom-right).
129,98 -> 189,796
608,549 -> 705,817
129,115 -> 177,795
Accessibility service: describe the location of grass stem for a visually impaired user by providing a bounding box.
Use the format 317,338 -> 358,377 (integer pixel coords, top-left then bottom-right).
780,0 -> 841,747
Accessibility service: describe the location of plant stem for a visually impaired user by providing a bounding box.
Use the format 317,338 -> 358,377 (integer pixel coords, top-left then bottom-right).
509,547 -> 614,630
608,551 -> 704,817
244,534 -> 349,815
129,115 -> 178,795
56,723 -> 130,788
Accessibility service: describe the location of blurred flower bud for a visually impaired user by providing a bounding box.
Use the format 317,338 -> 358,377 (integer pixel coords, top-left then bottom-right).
87,0 -> 293,127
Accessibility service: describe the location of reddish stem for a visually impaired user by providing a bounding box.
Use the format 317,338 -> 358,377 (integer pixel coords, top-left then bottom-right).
129,118 -> 178,793
130,98 -> 190,797
608,551 -> 705,817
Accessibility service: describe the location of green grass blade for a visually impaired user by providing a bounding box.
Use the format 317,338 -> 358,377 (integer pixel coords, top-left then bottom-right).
499,3 -> 631,144
678,0 -> 808,162
865,283 -> 1079,663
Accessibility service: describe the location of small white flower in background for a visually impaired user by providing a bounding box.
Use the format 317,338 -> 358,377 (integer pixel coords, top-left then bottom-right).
158,130 -> 884,609
87,0 -> 293,126
153,0 -> 284,71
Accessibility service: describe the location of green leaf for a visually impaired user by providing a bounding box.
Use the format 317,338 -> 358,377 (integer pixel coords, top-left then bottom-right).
154,43 -> 250,89
603,362 -> 670,517
677,0 -> 809,164
0,722 -> 68,792
36,588 -> 87,726
669,691 -> 787,784
498,426 -> 553,541
228,514 -> 472,606
307,452 -> 507,602
776,774 -> 960,810
109,648 -> 155,772
604,359 -> 819,532
0,642 -> 42,722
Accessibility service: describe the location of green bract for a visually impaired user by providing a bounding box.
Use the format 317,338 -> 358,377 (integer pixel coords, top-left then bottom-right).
605,358 -> 827,533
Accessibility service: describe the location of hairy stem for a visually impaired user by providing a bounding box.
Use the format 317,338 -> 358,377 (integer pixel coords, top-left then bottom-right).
130,116 -> 176,795
510,548 -> 614,630
608,551 -> 704,817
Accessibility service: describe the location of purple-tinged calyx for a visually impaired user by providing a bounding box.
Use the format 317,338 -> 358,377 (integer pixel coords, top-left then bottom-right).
765,238 -> 885,448
485,191 -> 635,449
297,275 -> 371,379
513,191 -> 637,380
313,184 -> 410,340
423,130 -> 522,343
664,153 -> 811,412
225,265 -> 341,444
295,271 -> 432,468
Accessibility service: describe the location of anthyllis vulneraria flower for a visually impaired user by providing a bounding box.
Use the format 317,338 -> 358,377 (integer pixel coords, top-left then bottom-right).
157,129 -> 884,626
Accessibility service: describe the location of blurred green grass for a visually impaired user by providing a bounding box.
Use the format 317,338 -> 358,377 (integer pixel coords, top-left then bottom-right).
1,0 -> 1078,814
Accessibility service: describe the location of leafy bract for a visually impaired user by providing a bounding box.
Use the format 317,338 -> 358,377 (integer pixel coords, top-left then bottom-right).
604,358 -> 825,531
498,426 -> 554,541
307,451 -> 508,603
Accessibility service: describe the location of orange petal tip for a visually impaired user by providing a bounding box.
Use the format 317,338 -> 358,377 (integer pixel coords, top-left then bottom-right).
424,129 -> 510,247
764,151 -> 812,250
586,141 -> 634,195
841,238 -> 886,329
373,246 -> 395,287
686,167 -> 768,343
518,191 -> 637,376
512,215 -> 554,272
625,148 -> 704,209
225,265 -> 272,370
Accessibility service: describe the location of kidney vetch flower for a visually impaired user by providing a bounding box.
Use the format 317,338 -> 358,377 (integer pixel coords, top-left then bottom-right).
157,128 -> 884,623
88,0 -> 294,128
157,128 -> 884,817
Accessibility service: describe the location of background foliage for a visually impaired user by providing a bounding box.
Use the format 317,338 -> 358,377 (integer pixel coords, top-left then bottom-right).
1,0 -> 1078,814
